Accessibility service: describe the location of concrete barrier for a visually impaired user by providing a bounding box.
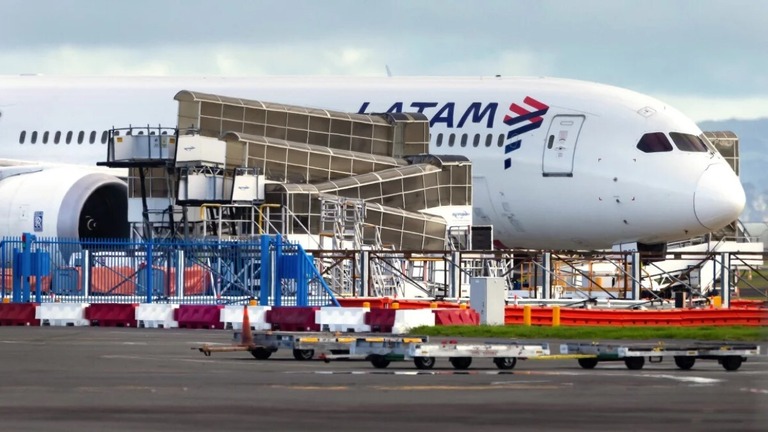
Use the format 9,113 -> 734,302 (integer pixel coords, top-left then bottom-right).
0,303 -> 40,326
393,309 -> 435,334
175,305 -> 225,329
220,305 -> 271,330
36,303 -> 89,326
136,304 -> 179,328
85,303 -> 139,327
316,306 -> 371,332
266,306 -> 320,332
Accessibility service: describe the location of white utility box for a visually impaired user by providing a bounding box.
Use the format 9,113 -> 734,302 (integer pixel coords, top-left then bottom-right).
174,135 -> 226,167
178,171 -> 232,201
469,277 -> 506,325
113,134 -> 176,161
231,171 -> 265,201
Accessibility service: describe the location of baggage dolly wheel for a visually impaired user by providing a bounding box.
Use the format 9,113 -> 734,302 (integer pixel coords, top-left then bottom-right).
673,356 -> 696,370
292,349 -> 315,361
413,356 -> 436,370
250,347 -> 273,360
493,357 -> 517,370
577,358 -> 598,369
449,357 -> 473,370
720,356 -> 743,371
624,357 -> 645,370
369,355 -> 391,369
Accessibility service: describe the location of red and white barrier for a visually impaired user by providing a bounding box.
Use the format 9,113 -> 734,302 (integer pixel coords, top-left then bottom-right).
393,309 -> 435,334
136,304 -> 179,328
221,305 -> 271,330
36,303 -> 89,326
316,306 -> 371,332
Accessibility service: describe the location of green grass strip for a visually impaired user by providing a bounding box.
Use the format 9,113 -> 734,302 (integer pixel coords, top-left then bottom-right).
408,325 -> 767,341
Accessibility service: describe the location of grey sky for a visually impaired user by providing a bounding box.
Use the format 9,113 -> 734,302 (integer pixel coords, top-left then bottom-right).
1,0 -> 767,121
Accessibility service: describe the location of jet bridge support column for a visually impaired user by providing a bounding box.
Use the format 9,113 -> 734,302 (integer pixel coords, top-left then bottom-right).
359,250 -> 370,297
175,250 -> 185,299
720,252 -> 731,308
630,252 -> 641,300
540,252 -> 552,299
450,251 -> 461,298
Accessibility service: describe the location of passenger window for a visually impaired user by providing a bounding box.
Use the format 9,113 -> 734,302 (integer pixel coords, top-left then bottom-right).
460,134 -> 468,147
31,131 -> 38,144
473,134 -> 480,147
43,131 -> 49,144
77,131 -> 84,144
54,131 -> 61,144
670,132 -> 707,152
636,132 -> 673,153
485,134 -> 492,147
89,131 -> 96,144
101,131 -> 108,144
19,131 -> 26,144
436,133 -> 443,147
66,131 -> 73,144
497,134 -> 504,147
448,133 -> 456,147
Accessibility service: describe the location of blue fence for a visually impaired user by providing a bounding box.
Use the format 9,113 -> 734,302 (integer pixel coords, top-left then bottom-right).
0,233 -> 339,307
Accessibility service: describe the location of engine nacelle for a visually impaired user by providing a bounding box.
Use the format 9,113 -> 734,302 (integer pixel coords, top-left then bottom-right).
0,167 -> 128,254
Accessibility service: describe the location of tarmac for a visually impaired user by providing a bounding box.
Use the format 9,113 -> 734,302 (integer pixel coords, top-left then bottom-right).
0,326 -> 765,432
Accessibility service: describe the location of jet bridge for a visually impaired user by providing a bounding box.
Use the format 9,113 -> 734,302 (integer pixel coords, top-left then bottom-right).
175,90 -> 429,158
100,90 -> 472,250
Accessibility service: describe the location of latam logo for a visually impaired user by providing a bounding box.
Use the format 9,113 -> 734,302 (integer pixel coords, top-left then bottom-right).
503,97 -> 549,170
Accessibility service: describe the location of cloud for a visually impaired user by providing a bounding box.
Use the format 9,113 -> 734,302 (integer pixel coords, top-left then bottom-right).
0,43 -> 552,78
653,94 -> 768,122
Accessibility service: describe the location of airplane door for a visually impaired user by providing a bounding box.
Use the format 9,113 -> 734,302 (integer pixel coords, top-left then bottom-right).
542,115 -> 585,177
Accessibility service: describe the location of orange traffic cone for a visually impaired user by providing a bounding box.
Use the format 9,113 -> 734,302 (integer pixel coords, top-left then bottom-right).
241,304 -> 254,347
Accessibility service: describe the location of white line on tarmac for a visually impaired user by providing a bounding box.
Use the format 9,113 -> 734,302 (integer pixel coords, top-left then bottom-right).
638,374 -> 721,385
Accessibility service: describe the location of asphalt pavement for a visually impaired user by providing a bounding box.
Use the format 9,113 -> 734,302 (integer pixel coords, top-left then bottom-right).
0,327 -> 765,432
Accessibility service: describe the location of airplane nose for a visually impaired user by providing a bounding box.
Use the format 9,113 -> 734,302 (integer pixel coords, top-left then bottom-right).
693,163 -> 746,231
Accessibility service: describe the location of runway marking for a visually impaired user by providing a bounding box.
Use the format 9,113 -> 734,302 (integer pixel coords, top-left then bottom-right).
740,387 -> 768,394
0,340 -> 45,345
370,384 -> 561,391
638,374 -> 721,385
490,380 -> 551,385
270,385 -> 350,391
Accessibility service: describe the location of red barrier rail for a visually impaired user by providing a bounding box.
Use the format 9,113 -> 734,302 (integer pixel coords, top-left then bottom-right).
337,298 -> 463,309
433,308 -> 480,326
266,307 -> 320,332
0,303 -> 40,326
366,309 -> 396,333
505,306 -> 768,326
175,305 -> 224,329
85,303 -> 138,327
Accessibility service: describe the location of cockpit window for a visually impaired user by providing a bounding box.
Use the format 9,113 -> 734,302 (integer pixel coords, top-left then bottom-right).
670,132 -> 708,152
636,132 -> 673,153
698,133 -> 719,153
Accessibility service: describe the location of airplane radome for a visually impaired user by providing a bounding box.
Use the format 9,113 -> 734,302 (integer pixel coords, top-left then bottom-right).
0,75 -> 746,251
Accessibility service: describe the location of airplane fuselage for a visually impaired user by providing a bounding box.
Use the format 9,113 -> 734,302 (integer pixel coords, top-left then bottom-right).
0,75 -> 746,249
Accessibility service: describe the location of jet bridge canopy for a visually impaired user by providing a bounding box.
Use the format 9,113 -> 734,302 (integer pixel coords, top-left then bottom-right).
175,90 -> 429,158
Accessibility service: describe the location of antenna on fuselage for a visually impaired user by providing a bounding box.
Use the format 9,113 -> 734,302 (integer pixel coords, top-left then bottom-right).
385,65 -> 393,77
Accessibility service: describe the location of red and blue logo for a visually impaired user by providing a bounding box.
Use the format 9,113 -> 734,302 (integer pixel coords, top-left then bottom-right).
503,97 -> 549,169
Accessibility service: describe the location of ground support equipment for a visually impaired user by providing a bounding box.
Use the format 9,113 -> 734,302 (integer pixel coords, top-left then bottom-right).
560,342 -> 760,371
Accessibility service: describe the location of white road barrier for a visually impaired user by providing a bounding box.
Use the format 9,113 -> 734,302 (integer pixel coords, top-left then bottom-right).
36,303 -> 89,326
136,304 -> 179,328
393,309 -> 435,334
220,305 -> 272,330
316,306 -> 371,332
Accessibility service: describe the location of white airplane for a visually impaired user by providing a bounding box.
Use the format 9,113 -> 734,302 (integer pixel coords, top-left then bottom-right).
0,75 -> 746,251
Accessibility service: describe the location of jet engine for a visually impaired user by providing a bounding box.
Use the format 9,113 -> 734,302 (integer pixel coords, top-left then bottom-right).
0,167 -> 128,245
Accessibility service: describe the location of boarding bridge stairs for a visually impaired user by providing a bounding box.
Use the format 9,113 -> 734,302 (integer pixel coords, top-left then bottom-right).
319,198 -> 365,296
